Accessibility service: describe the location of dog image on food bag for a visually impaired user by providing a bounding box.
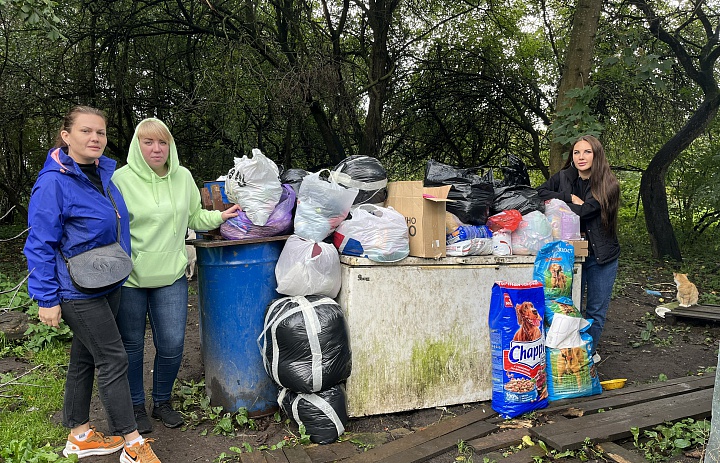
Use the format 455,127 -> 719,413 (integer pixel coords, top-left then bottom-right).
549,263 -> 567,290
513,302 -> 542,342
558,346 -> 585,389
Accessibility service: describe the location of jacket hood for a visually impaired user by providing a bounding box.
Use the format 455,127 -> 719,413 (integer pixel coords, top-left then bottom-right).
39,147 -> 117,187
126,118 -> 180,182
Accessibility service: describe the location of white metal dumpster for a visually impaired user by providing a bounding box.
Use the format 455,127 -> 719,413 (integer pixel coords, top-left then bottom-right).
336,254 -> 583,417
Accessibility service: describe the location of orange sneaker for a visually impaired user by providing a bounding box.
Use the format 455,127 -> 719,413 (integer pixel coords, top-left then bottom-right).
62,427 -> 124,458
120,438 -> 161,463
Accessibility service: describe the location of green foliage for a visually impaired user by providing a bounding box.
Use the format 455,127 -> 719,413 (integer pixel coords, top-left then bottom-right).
22,321 -> 73,352
631,418 -> 710,462
550,86 -> 605,147
0,439 -> 77,463
456,439 -> 474,462
175,379 -> 258,436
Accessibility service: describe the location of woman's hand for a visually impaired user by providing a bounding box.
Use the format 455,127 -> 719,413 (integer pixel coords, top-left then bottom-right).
38,305 -> 62,328
221,204 -> 241,221
571,194 -> 584,206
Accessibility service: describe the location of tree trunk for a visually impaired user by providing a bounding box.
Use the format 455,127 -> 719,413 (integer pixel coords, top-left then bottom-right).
548,0 -> 602,175
641,96 -> 720,260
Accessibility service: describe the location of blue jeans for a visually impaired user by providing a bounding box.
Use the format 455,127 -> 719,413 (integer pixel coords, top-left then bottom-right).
61,288 -> 137,435
581,256 -> 619,355
117,277 -> 188,405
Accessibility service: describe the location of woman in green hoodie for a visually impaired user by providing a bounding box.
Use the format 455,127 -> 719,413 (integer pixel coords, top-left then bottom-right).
112,118 -> 239,433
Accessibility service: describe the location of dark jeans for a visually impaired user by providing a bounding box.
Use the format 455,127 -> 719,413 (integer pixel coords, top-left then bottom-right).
60,288 -> 137,435
580,256 -> 619,355
117,277 -> 188,405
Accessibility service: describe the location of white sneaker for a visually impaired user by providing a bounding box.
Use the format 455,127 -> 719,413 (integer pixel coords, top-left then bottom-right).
592,352 -> 601,363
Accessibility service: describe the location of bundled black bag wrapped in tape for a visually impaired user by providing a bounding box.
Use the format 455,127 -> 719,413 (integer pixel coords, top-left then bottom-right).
424,159 -> 495,225
279,384 -> 348,444
258,295 -> 352,393
330,155 -> 388,205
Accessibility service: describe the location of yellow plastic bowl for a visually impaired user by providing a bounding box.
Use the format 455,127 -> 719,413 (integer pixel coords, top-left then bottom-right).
600,379 -> 627,391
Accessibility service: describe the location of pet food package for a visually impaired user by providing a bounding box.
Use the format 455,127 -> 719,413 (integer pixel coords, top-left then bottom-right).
333,204 -> 409,263
278,384 -> 348,444
258,295 -> 352,393
489,281 -> 548,418
492,230 -> 512,256
294,170 -> 359,242
225,149 -> 283,226
545,311 -> 602,401
275,235 -> 341,298
533,241 -> 575,302
446,238 -> 493,256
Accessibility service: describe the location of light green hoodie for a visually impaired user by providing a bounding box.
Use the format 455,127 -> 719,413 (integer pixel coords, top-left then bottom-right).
112,118 -> 223,288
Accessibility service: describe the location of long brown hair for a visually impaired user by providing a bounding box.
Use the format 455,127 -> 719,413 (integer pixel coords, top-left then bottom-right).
563,135 -> 620,235
54,106 -> 107,148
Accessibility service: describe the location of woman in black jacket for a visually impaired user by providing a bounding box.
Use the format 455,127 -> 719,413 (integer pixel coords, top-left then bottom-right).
537,135 -> 620,361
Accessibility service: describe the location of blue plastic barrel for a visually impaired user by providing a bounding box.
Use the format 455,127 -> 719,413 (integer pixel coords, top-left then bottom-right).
195,237 -> 286,416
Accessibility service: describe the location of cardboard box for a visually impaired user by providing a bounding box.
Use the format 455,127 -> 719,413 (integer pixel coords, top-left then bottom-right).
385,181 -> 452,258
568,240 -> 589,257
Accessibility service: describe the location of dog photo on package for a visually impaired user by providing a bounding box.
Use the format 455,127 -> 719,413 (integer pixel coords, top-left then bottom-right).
489,281 -> 548,419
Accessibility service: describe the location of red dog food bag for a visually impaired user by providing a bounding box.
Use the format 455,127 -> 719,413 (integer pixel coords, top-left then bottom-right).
489,281 -> 548,418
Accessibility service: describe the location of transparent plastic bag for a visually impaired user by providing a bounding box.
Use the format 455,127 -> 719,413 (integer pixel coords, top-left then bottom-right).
220,184 -> 295,240
294,170 -> 358,242
275,235 -> 341,298
511,211 -> 553,255
544,198 -> 581,240
333,205 -> 409,262
225,149 -> 282,226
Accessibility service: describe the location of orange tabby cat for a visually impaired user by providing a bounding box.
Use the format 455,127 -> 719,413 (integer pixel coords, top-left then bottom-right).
673,272 -> 699,307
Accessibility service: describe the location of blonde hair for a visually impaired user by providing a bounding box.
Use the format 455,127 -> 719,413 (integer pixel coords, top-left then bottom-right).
136,119 -> 173,145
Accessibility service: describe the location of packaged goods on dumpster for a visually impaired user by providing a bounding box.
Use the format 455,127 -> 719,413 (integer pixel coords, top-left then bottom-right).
333,204 -> 409,262
492,230 -> 513,256
330,155 -> 388,205
278,384 -> 348,444
489,281 -> 548,418
220,184 -> 295,240
511,211 -> 553,255
225,149 -> 283,226
258,295 -> 352,393
446,224 -> 492,245
294,170 -> 358,242
445,238 -> 493,256
424,159 -> 494,225
544,198 -> 581,240
275,235 -> 341,298
385,181 -> 451,258
486,209 -> 523,232
492,185 -> 545,215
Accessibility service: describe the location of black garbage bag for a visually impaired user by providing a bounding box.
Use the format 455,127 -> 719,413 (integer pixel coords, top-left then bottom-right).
330,155 -> 388,205
492,185 -> 545,215
279,383 -> 348,444
500,154 -> 531,187
280,168 -> 310,197
424,159 -> 495,225
258,295 -> 352,393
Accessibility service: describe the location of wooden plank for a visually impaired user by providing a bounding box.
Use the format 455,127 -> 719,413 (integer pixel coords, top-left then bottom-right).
240,451 -> 269,463
480,446 -> 545,463
531,388 -> 713,451
541,375 -> 714,415
210,184 -> 225,210
305,441 -> 358,463
377,420 -> 497,463
341,406 -> 496,463
466,428 -> 528,452
201,187 -> 213,210
282,446 -> 313,463
596,442 -> 647,463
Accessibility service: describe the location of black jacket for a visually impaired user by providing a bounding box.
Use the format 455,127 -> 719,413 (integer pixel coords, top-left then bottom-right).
536,166 -> 620,264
